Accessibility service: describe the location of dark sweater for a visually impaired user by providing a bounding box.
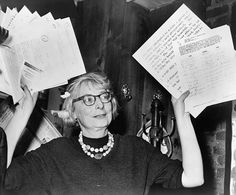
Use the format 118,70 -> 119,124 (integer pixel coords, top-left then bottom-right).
4,134 -> 183,195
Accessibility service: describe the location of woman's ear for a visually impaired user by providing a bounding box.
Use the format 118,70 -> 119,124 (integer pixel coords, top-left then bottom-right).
72,111 -> 78,122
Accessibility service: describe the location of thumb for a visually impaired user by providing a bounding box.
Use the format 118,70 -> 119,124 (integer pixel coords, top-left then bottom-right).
32,92 -> 39,105
179,90 -> 190,102
171,90 -> 190,104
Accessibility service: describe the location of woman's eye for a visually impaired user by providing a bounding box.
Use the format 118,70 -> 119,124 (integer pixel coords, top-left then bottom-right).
84,96 -> 94,103
103,95 -> 109,100
101,93 -> 110,100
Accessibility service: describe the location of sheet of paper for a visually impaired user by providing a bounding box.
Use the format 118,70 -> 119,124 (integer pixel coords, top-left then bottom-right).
12,33 -> 68,93
189,105 -> 206,118
1,7 -> 18,29
8,13 -> 54,46
7,6 -> 33,31
26,111 -> 62,153
174,25 -> 236,117
0,47 -> 24,103
56,17 -> 86,78
8,13 -> 69,92
0,51 -> 11,95
133,4 -> 210,98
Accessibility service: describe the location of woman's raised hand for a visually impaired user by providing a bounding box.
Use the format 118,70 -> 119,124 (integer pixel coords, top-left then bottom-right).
5,86 -> 38,167
171,90 -> 190,118
16,86 -> 38,116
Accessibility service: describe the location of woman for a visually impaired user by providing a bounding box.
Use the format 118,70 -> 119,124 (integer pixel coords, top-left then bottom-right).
2,71 -> 204,195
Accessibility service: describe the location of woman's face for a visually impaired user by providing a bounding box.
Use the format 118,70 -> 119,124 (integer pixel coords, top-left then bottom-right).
73,82 -> 113,134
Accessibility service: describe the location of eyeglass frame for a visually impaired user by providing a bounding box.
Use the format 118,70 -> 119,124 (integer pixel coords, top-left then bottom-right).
72,91 -> 113,106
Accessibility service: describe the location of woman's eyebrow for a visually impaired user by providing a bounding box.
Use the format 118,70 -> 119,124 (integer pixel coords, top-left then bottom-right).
79,91 -> 107,97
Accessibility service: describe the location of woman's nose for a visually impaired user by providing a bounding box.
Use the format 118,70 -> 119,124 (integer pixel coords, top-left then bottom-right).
95,97 -> 104,109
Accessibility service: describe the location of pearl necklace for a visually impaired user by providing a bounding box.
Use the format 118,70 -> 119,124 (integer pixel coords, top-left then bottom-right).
78,131 -> 114,160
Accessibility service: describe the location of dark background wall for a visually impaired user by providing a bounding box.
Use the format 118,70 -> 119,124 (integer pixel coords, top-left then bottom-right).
0,0 -> 77,18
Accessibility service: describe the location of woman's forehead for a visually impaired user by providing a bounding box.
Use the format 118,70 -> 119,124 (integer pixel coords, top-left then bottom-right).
77,82 -> 105,95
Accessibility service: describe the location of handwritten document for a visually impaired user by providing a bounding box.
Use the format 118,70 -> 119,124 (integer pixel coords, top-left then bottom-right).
133,4 -> 236,117
133,4 -> 210,99
174,25 -> 236,116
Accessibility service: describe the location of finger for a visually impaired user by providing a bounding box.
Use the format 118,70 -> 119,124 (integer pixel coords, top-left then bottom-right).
17,86 -> 29,106
171,95 -> 176,103
22,85 -> 30,94
32,92 -> 39,104
179,90 -> 190,101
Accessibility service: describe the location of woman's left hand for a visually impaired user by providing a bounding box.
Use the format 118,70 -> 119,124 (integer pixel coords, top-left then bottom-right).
171,90 -> 190,118
172,90 -> 204,187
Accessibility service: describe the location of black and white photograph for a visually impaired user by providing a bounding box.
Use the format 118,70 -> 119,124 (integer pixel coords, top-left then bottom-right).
0,0 -> 235,195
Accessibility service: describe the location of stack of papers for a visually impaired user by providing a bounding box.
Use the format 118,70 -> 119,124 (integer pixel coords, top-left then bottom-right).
133,4 -> 236,117
0,6 -> 86,104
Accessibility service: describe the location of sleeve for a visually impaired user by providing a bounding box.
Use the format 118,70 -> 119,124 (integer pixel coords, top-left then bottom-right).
4,142 -> 52,192
0,127 -> 7,194
147,147 -> 183,189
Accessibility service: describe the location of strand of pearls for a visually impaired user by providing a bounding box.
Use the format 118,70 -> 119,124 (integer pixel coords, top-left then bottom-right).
78,131 -> 114,159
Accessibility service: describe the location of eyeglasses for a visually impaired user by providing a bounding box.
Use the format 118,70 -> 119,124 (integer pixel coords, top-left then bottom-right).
73,91 -> 113,106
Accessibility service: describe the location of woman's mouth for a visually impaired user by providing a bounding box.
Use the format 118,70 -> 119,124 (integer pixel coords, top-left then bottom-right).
94,114 -> 106,118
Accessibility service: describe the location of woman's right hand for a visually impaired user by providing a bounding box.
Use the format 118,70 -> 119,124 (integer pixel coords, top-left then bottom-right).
5,86 -> 38,167
15,86 -> 38,117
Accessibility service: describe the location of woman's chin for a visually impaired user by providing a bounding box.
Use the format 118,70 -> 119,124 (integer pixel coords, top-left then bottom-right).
92,120 -> 110,129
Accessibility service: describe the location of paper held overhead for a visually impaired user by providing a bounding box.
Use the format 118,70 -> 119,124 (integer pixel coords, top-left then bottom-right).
173,25 -> 236,117
0,6 -> 86,104
133,4 -> 236,117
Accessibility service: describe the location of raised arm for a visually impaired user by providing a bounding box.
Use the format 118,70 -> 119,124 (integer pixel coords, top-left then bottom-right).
5,86 -> 38,168
171,91 -> 204,187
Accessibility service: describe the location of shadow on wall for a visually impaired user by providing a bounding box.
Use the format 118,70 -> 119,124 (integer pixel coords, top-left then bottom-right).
231,2 -> 236,49
0,0 -> 77,19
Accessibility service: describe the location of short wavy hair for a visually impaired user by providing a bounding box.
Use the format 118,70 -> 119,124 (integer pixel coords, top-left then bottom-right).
62,71 -> 118,126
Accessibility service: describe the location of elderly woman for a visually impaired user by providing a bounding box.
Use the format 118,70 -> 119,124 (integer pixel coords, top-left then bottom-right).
2,71 -> 203,195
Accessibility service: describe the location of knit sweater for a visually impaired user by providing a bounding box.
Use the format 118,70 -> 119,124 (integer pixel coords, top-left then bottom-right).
4,134 -> 183,195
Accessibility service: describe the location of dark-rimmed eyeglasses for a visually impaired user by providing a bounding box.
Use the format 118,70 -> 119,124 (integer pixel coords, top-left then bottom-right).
73,91 -> 113,106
